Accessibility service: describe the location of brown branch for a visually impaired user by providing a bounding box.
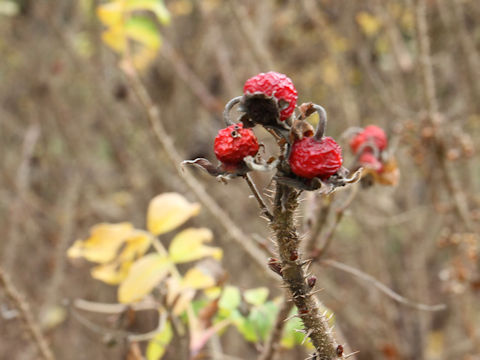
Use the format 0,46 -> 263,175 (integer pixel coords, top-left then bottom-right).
0,267 -> 55,360
270,183 -> 340,359
244,173 -> 273,221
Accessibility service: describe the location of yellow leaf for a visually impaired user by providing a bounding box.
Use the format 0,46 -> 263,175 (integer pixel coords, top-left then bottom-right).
126,0 -> 171,25
356,11 -> 382,37
91,261 -> 132,285
90,231 -> 152,285
203,286 -> 221,300
182,268 -> 216,290
67,223 -> 135,263
118,253 -> 171,303
102,27 -> 127,53
118,231 -> 153,262
125,16 -> 161,49
169,228 -> 222,263
147,193 -> 200,235
97,1 -> 125,27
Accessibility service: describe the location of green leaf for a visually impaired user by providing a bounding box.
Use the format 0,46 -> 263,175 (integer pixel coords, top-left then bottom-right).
282,315 -> 305,349
118,253 -> 171,303
125,16 -> 162,49
168,228 -> 222,263
218,286 -> 241,311
233,312 -> 258,342
248,301 -> 277,341
126,0 -> 171,25
182,268 -> 216,290
146,321 -> 173,360
244,287 -> 269,307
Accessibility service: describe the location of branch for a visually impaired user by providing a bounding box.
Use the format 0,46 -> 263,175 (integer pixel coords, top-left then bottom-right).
0,267 -> 55,360
321,259 -> 447,312
270,184 -> 340,359
244,174 -> 273,221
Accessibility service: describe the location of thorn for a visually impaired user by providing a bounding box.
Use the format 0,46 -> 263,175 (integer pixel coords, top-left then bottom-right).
283,313 -> 299,322
344,351 -> 360,359
308,288 -> 324,296
301,329 -> 313,345
300,258 -> 313,267
293,328 -> 306,334
281,264 -> 292,272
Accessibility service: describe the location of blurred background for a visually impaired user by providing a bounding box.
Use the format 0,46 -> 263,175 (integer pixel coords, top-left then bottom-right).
0,0 -> 479,359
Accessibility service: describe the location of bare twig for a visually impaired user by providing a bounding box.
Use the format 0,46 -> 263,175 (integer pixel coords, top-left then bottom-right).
321,259 -> 446,312
244,173 -> 274,221
0,267 -> 55,360
314,185 -> 358,261
3,122 -> 40,271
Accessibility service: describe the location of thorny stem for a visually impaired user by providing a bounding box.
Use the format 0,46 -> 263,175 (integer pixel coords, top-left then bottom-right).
0,267 -> 55,360
244,174 -> 274,221
270,183 -> 340,359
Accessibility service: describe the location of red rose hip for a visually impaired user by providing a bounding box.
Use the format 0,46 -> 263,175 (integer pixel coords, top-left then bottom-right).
243,71 -> 298,124
359,151 -> 383,172
214,123 -> 259,165
349,125 -> 387,154
289,136 -> 343,179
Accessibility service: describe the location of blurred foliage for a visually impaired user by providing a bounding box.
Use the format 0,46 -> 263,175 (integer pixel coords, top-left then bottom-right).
68,193 -> 316,358
97,0 -> 170,69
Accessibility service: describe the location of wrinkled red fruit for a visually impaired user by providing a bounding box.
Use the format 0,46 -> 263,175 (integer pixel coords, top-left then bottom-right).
243,71 -> 298,122
214,123 -> 259,165
289,136 -> 343,179
350,125 -> 388,154
359,151 -> 383,172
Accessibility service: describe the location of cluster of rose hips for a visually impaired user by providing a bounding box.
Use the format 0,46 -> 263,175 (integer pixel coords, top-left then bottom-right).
185,71 -> 378,191
347,125 -> 399,186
